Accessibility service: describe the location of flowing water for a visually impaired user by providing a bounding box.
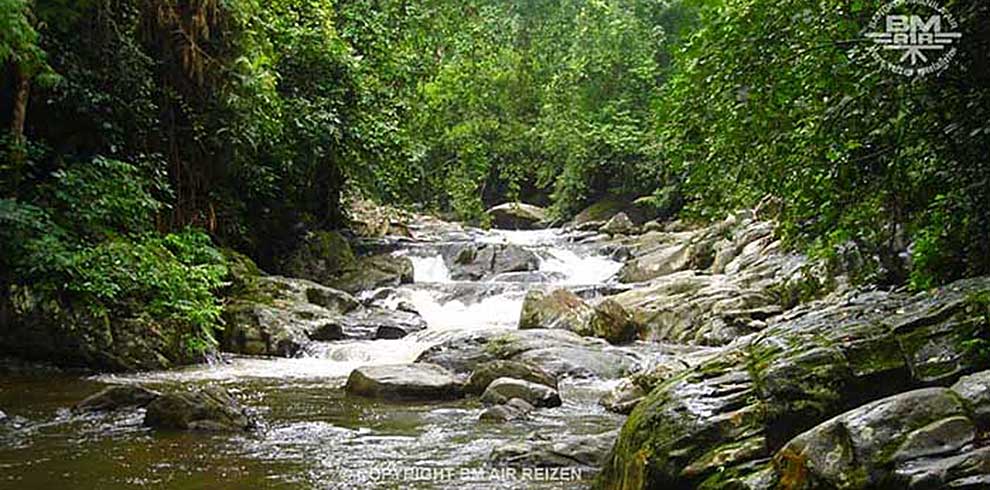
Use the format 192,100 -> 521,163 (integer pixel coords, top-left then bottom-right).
0,228 -> 632,490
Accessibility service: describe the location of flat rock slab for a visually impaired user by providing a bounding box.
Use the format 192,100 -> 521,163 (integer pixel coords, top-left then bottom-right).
345,363 -> 464,401
75,385 -> 161,412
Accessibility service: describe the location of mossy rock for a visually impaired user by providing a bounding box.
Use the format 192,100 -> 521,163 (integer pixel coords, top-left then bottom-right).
279,231 -> 356,286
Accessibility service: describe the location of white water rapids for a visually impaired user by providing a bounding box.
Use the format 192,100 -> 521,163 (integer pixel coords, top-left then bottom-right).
102,228 -> 623,384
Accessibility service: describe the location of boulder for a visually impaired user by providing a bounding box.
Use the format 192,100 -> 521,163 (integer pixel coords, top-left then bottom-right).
519,289 -> 638,344
601,349 -> 721,414
144,387 -> 255,432
279,231 -> 356,286
222,276 -> 361,356
481,377 -> 562,408
492,430 -> 618,468
479,398 -> 534,423
222,275 -> 425,355
774,387 -> 979,489
571,195 -> 657,227
331,254 -> 414,294
345,363 -> 463,401
601,212 -> 636,235
465,360 -> 558,395
0,410 -> 6,422
416,328 -> 640,379
443,243 -> 540,281
313,307 -> 427,341
487,202 -> 549,230
598,378 -> 647,415
75,385 -> 161,412
598,277 -> 990,490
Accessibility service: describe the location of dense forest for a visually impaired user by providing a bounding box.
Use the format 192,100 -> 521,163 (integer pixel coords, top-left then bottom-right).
1,0 -> 988,360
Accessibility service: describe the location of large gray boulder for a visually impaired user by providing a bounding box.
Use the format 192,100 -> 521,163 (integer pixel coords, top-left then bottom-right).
144,387 -> 255,432
416,328 -> 640,379
598,277 -> 990,490
487,202 -> 549,230
601,212 -> 636,235
520,289 -> 638,344
481,377 -> 562,408
331,254 -> 414,294
442,243 -> 540,281
465,360 -> 558,395
75,385 -> 161,412
345,363 -> 463,401
774,387 -> 981,489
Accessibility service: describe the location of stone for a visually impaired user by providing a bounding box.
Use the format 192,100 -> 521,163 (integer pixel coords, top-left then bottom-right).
444,243 -> 540,281
481,377 -> 562,408
479,398 -> 534,423
598,378 -> 646,415
317,307 -> 427,341
75,385 -> 161,412
416,328 -> 641,379
519,289 -> 638,344
0,409 -> 6,422
597,277 -> 990,490
486,202 -> 549,230
144,387 -> 255,432
331,254 -> 414,294
952,370 -> 990,426
492,430 -> 618,468
465,360 -> 558,395
775,388 -> 976,489
278,231 -> 356,286
345,363 -> 463,401
601,212 -> 636,235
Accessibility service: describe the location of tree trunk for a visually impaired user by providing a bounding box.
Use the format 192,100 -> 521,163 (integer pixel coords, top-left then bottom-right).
10,65 -> 30,144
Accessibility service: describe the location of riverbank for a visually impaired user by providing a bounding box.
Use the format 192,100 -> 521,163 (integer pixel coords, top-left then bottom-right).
1,201 -> 988,490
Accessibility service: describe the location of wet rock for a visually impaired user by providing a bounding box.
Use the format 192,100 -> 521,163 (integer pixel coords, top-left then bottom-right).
223,274 -> 425,354
222,276 -> 360,356
444,243 -> 540,281
479,398 -> 534,423
519,289 -> 638,344
481,377 -> 562,408
952,370 -> 990,426
775,388 -> 978,489
598,379 -> 646,415
492,430 -> 618,468
598,277 -> 990,489
345,363 -> 463,401
279,230 -> 356,286
75,385 -> 161,412
144,387 -> 254,432
487,202 -> 548,230
331,254 -> 414,294
601,212 -> 636,235
465,360 -> 558,395
314,307 -> 427,341
0,410 -> 6,422
416,328 -> 640,379
571,195 -> 658,228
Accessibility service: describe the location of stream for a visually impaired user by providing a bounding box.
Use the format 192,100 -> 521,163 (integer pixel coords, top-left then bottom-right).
0,227 -> 639,489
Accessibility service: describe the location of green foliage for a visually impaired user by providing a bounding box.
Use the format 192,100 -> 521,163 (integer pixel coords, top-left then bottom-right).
654,0 -> 990,287
0,154 -> 227,355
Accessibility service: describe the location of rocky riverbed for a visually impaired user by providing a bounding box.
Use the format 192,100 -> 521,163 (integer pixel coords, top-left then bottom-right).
1,205 -> 988,490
